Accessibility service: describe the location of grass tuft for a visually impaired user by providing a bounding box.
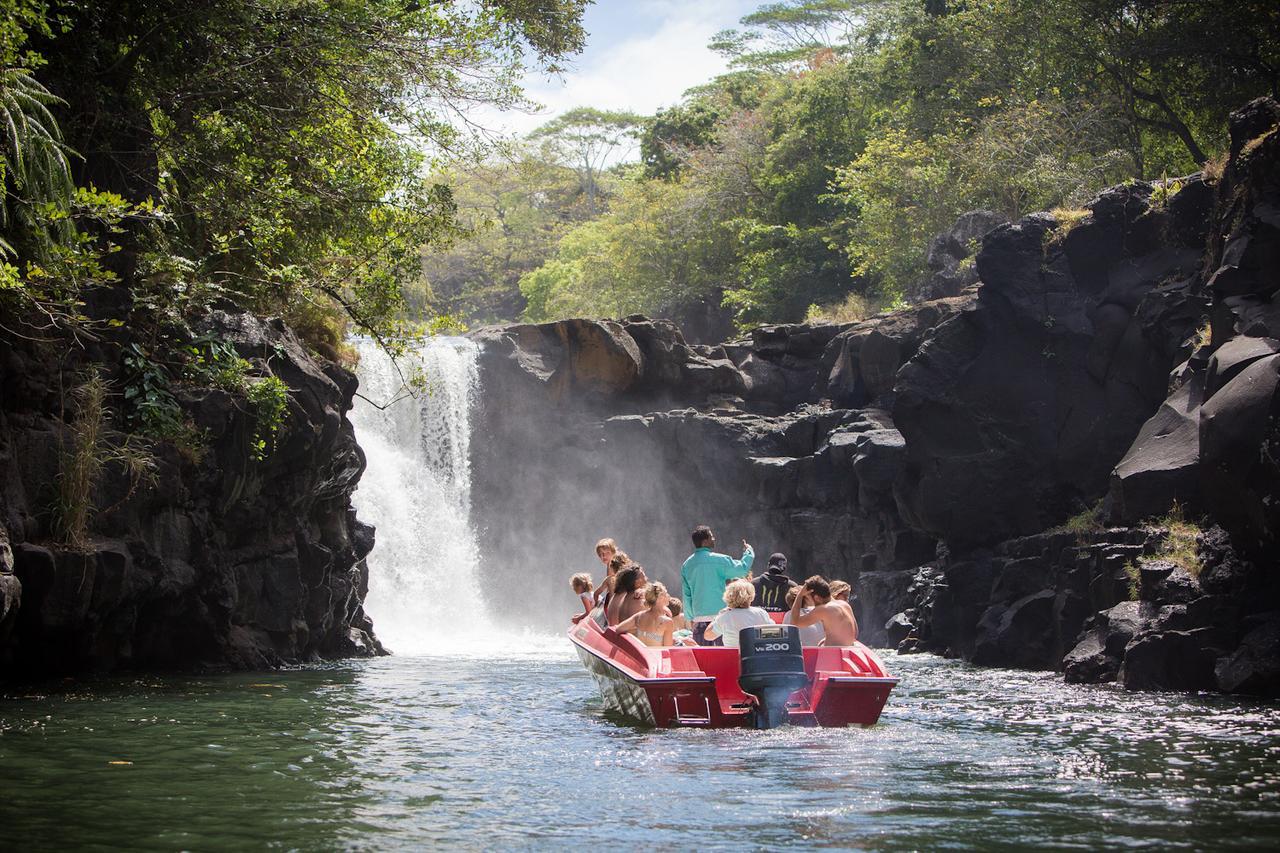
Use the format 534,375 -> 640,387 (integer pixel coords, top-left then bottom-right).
1044,207 -> 1091,249
1149,501 -> 1202,576
1202,152 -> 1227,184
805,292 -> 878,324
1048,500 -> 1104,538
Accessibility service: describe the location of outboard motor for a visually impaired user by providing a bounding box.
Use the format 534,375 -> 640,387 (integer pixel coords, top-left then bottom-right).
738,624 -> 808,729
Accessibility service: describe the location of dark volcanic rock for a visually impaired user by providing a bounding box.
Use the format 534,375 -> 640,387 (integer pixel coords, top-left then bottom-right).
913,210 -> 1008,301
1064,601 -> 1146,684
0,308 -> 383,676
1110,99 -> 1280,557
1215,619 -> 1280,696
1110,374 -> 1204,521
894,184 -> 1205,550
1121,627 -> 1225,692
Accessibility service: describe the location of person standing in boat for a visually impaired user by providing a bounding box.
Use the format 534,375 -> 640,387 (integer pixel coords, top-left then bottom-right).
681,525 -> 754,645
751,552 -> 797,612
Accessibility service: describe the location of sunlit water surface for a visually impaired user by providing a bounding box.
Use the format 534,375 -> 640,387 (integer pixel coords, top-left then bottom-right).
2,647 -> 1278,850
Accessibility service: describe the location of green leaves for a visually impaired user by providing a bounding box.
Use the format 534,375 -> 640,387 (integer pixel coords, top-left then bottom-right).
0,67 -> 73,245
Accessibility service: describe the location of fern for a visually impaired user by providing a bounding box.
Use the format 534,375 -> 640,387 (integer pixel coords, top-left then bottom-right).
0,67 -> 75,244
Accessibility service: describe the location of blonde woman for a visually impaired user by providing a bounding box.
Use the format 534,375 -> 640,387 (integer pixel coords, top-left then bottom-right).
704,579 -> 774,649
615,582 -> 681,648
829,580 -> 851,602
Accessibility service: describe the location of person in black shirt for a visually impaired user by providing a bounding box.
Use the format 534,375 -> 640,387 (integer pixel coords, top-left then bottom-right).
751,552 -> 797,612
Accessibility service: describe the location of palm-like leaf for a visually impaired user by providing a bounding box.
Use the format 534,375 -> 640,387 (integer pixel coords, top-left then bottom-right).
0,68 -> 74,249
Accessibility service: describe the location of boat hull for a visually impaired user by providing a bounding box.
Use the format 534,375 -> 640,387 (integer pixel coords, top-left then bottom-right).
570,618 -> 897,729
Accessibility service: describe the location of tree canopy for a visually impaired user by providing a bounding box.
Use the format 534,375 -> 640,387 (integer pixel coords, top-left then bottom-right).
1,0 -> 589,351
448,0 -> 1277,334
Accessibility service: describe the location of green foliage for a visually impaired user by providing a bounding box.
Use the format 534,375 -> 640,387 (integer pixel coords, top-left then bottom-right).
1150,175 -> 1184,209
419,0 -> 1277,330
520,175 -> 727,320
2,187 -> 152,334
3,0 -> 589,355
420,150 -> 586,324
529,107 -> 644,216
1044,207 -> 1092,249
122,343 -> 192,446
0,67 -> 72,244
834,127 -> 953,300
641,101 -> 724,180
245,375 -> 289,462
804,291 -> 876,324
123,334 -> 295,463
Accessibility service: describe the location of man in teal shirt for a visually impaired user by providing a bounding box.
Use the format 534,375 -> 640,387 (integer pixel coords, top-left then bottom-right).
681,525 -> 754,645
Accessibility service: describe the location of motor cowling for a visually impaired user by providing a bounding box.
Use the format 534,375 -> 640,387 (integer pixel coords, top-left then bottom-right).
738,624 -> 808,729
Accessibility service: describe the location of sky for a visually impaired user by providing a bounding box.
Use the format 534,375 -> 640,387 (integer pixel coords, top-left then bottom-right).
469,0 -> 762,138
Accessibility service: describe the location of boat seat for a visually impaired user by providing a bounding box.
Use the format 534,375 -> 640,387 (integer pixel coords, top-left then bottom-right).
658,647 -> 705,678
690,647 -> 749,703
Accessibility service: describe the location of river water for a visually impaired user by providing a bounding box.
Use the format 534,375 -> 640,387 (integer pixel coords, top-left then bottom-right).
4,337 -> 1279,849
2,647 -> 1278,849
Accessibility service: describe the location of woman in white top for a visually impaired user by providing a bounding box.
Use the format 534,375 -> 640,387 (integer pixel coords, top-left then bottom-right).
704,579 -> 774,649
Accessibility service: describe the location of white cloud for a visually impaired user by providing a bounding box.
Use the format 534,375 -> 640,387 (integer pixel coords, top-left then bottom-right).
465,0 -> 755,139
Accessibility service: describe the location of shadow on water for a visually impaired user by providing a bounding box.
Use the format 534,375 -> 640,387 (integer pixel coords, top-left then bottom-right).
0,667 -> 374,850
2,649 -> 1278,850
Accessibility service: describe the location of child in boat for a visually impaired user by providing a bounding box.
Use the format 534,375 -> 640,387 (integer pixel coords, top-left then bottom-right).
615,582 -> 680,648
703,579 -> 773,649
591,540 -> 619,606
607,564 -> 648,626
789,575 -> 859,646
783,586 -> 826,646
570,573 -> 594,624
667,598 -> 688,630
667,598 -> 693,644
596,550 -> 631,610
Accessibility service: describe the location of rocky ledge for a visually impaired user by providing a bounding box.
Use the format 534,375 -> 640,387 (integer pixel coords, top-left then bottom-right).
469,99 -> 1280,698
0,307 -> 383,677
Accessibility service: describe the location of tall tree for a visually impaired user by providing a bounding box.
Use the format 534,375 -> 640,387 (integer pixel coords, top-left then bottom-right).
529,107 -> 643,215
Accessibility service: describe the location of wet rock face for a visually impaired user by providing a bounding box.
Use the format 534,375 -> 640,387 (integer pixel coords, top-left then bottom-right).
878,528 -> 1164,670
0,308 -> 383,676
469,315 -> 941,622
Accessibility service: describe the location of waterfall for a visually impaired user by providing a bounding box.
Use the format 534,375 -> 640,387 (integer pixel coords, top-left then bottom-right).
349,336 -> 493,655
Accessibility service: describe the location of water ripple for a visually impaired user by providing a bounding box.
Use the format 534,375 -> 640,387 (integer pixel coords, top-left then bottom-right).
1,649 -> 1277,849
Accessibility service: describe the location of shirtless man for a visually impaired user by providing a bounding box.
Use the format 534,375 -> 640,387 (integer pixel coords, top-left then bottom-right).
788,575 -> 858,646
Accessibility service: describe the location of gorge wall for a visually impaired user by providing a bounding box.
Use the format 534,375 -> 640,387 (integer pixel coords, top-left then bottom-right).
470,99 -> 1280,697
0,306 -> 383,676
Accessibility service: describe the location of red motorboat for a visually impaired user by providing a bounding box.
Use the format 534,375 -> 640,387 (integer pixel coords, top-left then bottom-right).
569,615 -> 898,729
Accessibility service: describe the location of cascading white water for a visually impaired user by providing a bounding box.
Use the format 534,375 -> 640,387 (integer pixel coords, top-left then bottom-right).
349,336 -> 494,654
